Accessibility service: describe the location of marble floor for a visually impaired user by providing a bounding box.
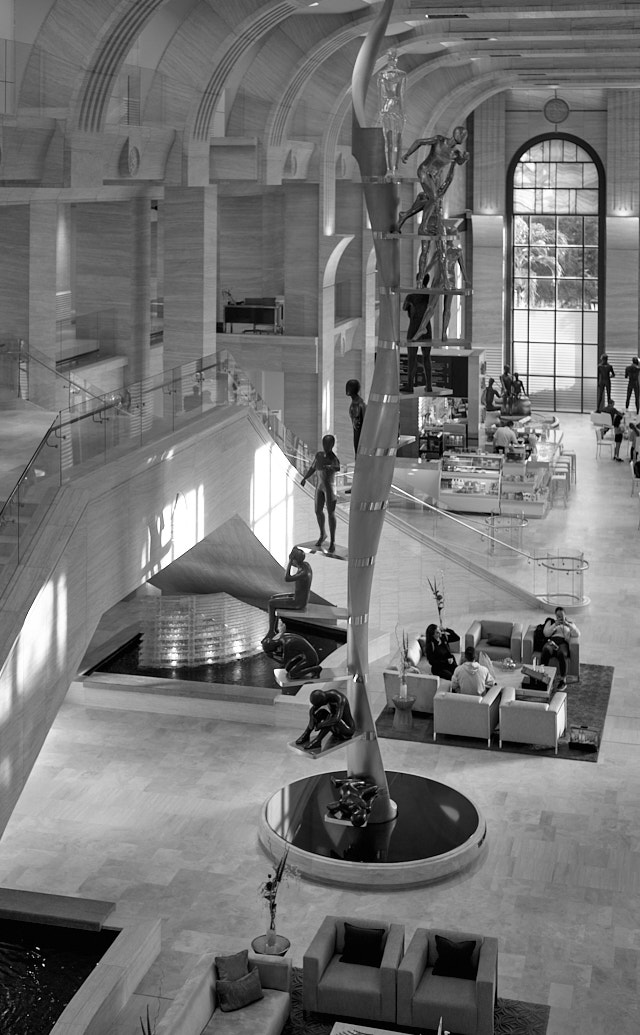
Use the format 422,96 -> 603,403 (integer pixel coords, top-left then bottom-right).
0,413 -> 638,1034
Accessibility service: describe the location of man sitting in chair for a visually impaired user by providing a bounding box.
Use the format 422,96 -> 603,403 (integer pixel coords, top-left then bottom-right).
451,646 -> 497,696
539,606 -> 580,690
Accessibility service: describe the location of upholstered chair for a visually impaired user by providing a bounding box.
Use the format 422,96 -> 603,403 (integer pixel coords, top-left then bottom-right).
302,915 -> 404,1023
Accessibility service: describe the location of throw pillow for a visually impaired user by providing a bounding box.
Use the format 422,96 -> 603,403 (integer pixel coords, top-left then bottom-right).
406,639 -> 421,667
340,922 -> 386,968
486,634 -> 510,648
215,949 -> 249,982
432,935 -> 478,980
216,968 -> 263,1012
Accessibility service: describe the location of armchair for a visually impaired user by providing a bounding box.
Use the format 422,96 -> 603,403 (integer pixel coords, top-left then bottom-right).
397,926 -> 498,1035
433,684 -> 502,747
302,915 -> 404,1023
465,619 -> 523,662
522,623 -> 580,680
499,686 -> 567,753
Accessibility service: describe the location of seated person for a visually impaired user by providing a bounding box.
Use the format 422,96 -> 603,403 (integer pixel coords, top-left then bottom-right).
493,420 -> 518,454
424,623 -> 459,680
539,606 -> 580,689
263,547 -> 312,643
451,646 -> 497,696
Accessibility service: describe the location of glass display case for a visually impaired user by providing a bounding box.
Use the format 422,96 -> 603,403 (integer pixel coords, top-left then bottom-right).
500,458 -> 550,517
439,452 -> 502,514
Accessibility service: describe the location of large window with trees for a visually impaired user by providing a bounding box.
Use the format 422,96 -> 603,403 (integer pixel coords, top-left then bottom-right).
509,135 -> 604,412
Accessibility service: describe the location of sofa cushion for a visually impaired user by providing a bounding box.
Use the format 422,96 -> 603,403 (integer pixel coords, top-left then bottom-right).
406,639 -> 421,667
432,935 -> 478,980
487,634 -> 510,648
340,922 -> 385,967
481,620 -> 512,638
215,950 -> 249,982
217,969 -> 263,1012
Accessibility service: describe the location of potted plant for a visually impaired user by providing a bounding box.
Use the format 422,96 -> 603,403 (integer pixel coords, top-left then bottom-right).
259,848 -> 289,951
428,571 -> 446,629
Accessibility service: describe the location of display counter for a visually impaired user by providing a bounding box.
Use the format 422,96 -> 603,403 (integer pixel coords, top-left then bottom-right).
393,433 -> 563,518
439,452 -> 502,514
500,458 -> 550,517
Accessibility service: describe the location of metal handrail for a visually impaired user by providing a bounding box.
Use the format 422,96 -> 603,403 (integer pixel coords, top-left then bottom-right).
389,482 -> 533,561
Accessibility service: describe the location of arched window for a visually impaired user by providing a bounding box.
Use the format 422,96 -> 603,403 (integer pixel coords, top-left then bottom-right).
508,135 -> 605,412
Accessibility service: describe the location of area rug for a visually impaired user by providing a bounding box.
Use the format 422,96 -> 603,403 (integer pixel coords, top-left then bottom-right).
376,663 -> 613,763
283,967 -> 549,1035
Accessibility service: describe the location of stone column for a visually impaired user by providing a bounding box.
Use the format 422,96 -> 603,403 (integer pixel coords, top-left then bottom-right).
74,199 -> 151,383
473,94 -> 506,217
28,201 -> 58,361
606,91 -> 640,351
163,186 -> 218,371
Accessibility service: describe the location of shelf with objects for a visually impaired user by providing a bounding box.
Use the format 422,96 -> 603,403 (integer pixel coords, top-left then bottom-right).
438,451 -> 502,514
499,457 -> 551,518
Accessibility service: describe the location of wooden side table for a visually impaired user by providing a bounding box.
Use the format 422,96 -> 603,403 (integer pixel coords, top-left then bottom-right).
392,694 -> 416,731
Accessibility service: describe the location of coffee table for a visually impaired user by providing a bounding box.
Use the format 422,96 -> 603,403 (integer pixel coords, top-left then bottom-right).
510,664 -> 557,703
330,1024 -> 411,1035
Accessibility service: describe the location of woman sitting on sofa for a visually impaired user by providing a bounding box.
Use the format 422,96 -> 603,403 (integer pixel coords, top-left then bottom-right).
424,624 -> 459,680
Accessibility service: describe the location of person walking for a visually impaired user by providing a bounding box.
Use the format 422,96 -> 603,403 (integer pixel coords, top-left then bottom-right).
625,356 -> 640,414
597,354 -> 615,411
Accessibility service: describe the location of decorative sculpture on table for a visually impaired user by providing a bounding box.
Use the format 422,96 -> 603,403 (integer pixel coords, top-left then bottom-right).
262,546 -> 313,646
327,776 -> 379,827
377,47 -> 407,181
295,687 -> 356,753
262,631 -> 322,681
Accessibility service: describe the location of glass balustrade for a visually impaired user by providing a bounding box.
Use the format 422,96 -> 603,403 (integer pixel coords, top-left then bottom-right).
0,343 -> 586,608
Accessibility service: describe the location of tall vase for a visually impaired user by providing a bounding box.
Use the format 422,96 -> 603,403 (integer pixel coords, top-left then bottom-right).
265,915 -> 277,951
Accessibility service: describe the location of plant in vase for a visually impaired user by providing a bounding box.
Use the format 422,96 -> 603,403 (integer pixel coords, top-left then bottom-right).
259,848 -> 289,950
394,626 -> 412,698
427,571 -> 446,629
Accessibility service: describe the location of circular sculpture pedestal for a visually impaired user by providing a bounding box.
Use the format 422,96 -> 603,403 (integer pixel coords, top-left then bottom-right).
259,770 -> 486,888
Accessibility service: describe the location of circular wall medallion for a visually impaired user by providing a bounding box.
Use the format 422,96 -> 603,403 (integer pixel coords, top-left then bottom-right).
544,97 -> 570,125
128,145 -> 140,176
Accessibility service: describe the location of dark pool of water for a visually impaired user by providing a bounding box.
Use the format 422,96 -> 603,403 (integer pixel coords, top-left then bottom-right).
0,920 -> 118,1035
96,621 -> 345,695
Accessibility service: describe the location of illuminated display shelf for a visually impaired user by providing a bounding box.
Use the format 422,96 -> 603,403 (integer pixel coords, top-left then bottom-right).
500,460 -> 551,518
439,452 -> 502,514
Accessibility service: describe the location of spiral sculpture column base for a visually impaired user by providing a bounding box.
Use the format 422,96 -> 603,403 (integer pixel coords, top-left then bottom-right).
258,770 -> 486,888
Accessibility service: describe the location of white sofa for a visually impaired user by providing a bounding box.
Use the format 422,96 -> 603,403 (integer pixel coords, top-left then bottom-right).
155,953 -> 291,1035
433,683 -> 502,747
499,686 -> 567,753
